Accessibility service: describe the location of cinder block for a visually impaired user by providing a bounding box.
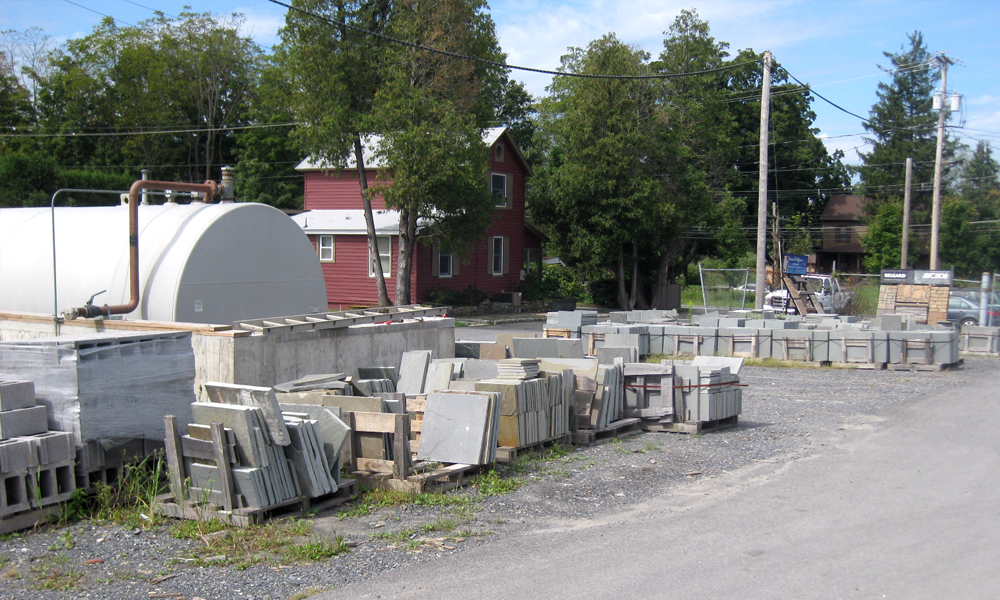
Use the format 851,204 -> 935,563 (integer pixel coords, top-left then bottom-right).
24,432 -> 75,465
0,406 -> 48,440
27,460 -> 76,508
0,381 -> 36,412
0,438 -> 34,474
1,472 -> 30,515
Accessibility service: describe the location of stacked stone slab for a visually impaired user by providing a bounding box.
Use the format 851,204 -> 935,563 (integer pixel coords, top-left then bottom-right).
959,325 -> 1000,355
672,365 -> 742,423
0,381 -> 75,517
474,371 -> 570,448
511,337 -> 585,359
609,309 -> 679,324
417,391 -> 501,464
545,310 -> 598,337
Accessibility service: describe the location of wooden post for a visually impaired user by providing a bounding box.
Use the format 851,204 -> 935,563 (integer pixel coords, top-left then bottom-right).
209,422 -> 234,512
163,415 -> 185,503
393,413 -> 410,480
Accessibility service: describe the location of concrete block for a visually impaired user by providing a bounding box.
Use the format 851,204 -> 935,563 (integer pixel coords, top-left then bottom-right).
27,460 -> 75,509
0,438 -> 33,474
24,431 -> 75,465
1,472 -> 30,516
0,406 -> 48,440
0,381 -> 36,411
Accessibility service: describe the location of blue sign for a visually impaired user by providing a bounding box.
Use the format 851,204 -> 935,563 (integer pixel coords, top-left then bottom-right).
784,254 -> 808,275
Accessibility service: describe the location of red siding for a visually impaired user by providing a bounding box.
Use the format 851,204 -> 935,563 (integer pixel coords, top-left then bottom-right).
305,132 -> 533,306
304,170 -> 388,210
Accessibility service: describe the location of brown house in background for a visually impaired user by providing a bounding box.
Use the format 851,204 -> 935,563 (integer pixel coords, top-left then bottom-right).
815,195 -> 867,273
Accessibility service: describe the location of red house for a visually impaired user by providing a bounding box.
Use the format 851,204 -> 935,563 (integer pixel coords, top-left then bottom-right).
292,127 -> 544,308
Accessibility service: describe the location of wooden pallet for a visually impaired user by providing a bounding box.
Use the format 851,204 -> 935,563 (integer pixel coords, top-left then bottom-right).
886,359 -> 963,372
0,505 -> 61,535
571,418 -> 641,446
543,327 -> 572,339
353,462 -> 480,493
829,362 -> 886,370
495,434 -> 572,464
640,415 -> 739,434
155,479 -> 358,526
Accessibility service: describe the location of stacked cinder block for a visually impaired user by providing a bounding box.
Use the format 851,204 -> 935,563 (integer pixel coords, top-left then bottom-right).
672,365 -> 742,423
960,325 -> 1000,355
0,381 -> 75,517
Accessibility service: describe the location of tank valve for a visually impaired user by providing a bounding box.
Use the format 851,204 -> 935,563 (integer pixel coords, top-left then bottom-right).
64,290 -> 108,320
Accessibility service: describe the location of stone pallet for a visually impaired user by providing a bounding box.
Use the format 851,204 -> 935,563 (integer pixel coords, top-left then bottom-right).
886,359 -> 964,372
495,434 -> 572,464
571,418 -> 641,446
828,362 -> 886,370
640,415 -> 739,435
155,479 -> 357,527
353,462 -> 481,494
542,327 -> 573,339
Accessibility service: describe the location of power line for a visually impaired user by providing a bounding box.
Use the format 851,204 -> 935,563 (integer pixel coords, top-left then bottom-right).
2,122 -> 300,138
266,0 -> 759,81
61,0 -> 135,27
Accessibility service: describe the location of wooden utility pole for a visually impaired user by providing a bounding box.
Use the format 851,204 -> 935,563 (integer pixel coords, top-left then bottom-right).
754,51 -> 772,309
901,157 -> 913,268
930,54 -> 949,270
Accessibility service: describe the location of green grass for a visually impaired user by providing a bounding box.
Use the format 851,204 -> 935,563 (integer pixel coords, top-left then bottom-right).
470,470 -> 523,498
172,517 -> 349,568
282,537 -> 349,563
337,489 -> 468,520
61,453 -> 168,529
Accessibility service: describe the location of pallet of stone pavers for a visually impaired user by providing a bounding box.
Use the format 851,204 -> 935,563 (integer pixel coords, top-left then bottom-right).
353,460 -> 480,494
828,362 -> 886,370
641,415 -> 739,434
886,359 -> 963,372
495,433 -> 572,464
347,410 -> 483,493
571,418 -> 641,446
155,479 -> 358,526
543,327 -> 572,339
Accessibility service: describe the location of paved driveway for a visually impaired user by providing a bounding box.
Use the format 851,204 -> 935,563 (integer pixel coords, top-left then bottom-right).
317,359 -> 1000,600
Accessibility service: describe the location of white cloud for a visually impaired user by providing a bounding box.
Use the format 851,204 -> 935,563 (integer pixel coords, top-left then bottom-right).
233,5 -> 285,49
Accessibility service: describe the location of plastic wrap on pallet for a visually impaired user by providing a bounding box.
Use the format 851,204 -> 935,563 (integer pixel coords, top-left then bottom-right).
0,332 -> 196,446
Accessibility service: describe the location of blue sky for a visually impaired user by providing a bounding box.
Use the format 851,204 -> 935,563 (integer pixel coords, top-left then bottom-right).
4,0 -> 999,166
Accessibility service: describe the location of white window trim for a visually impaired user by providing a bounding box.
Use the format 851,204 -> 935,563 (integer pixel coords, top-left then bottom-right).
318,235 -> 334,262
439,250 -> 453,278
492,236 -> 504,275
492,173 -> 508,208
369,235 -> 392,278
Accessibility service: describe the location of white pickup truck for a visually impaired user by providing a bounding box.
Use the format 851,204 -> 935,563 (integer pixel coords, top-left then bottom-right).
764,275 -> 853,314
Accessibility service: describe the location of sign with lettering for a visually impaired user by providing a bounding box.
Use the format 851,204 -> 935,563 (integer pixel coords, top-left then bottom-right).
880,269 -> 953,286
783,254 -> 808,275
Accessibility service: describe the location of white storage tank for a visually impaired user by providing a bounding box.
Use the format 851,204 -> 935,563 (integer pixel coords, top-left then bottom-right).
0,202 -> 328,324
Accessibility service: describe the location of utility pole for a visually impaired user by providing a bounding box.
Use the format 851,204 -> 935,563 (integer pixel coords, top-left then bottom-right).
929,54 -> 949,270
901,157 -> 912,268
754,51 -> 772,309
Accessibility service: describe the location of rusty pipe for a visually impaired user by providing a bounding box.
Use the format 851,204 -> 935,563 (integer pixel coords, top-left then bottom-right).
66,179 -> 219,319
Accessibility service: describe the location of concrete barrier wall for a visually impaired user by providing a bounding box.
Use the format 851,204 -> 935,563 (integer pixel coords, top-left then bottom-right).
2,311 -> 455,401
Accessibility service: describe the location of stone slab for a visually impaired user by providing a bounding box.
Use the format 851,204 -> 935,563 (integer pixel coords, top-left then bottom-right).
417,392 -> 491,465
204,382 -> 290,446
423,362 -> 454,394
397,350 -> 432,395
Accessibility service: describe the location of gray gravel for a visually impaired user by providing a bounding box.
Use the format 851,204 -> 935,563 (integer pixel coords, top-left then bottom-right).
0,357 -> 982,600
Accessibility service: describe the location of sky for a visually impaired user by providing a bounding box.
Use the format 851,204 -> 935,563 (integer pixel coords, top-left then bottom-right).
3,0 -> 1000,170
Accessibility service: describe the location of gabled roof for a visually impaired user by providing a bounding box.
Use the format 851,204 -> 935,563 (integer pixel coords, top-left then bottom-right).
291,209 -> 400,235
295,126 -> 533,176
821,195 -> 866,222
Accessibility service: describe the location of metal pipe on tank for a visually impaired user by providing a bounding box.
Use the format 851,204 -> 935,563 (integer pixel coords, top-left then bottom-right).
50,188 -> 130,334
64,179 -> 219,320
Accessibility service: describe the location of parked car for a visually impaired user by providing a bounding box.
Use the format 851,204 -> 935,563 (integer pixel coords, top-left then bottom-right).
763,274 -> 853,314
733,283 -> 769,294
948,295 -> 1000,326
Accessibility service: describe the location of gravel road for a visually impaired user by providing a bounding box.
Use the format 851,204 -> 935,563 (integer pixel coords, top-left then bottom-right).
0,357 -> 980,600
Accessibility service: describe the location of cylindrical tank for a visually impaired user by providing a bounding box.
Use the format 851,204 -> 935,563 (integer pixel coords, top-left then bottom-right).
0,202 -> 327,324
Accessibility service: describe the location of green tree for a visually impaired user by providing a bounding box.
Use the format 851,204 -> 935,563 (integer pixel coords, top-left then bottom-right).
646,10 -> 740,307
856,32 -> 945,208
960,141 -> 999,217
370,0 -> 508,305
861,201 -> 904,272
0,50 -> 34,153
530,34 -> 659,309
281,0 -> 393,305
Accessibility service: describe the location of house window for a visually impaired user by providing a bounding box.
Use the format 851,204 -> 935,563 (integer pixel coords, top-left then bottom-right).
492,173 -> 508,207
524,247 -> 540,272
835,227 -> 851,244
439,249 -> 453,278
495,144 -> 504,162
369,236 -> 391,277
492,236 -> 504,275
317,235 -> 334,262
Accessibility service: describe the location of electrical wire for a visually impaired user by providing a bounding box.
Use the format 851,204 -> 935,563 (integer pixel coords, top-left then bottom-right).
61,0 -> 136,27
2,122 -> 300,138
266,0 -> 759,81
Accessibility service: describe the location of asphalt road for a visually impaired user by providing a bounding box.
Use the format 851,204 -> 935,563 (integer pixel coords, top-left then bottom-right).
317,359 -> 1000,600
